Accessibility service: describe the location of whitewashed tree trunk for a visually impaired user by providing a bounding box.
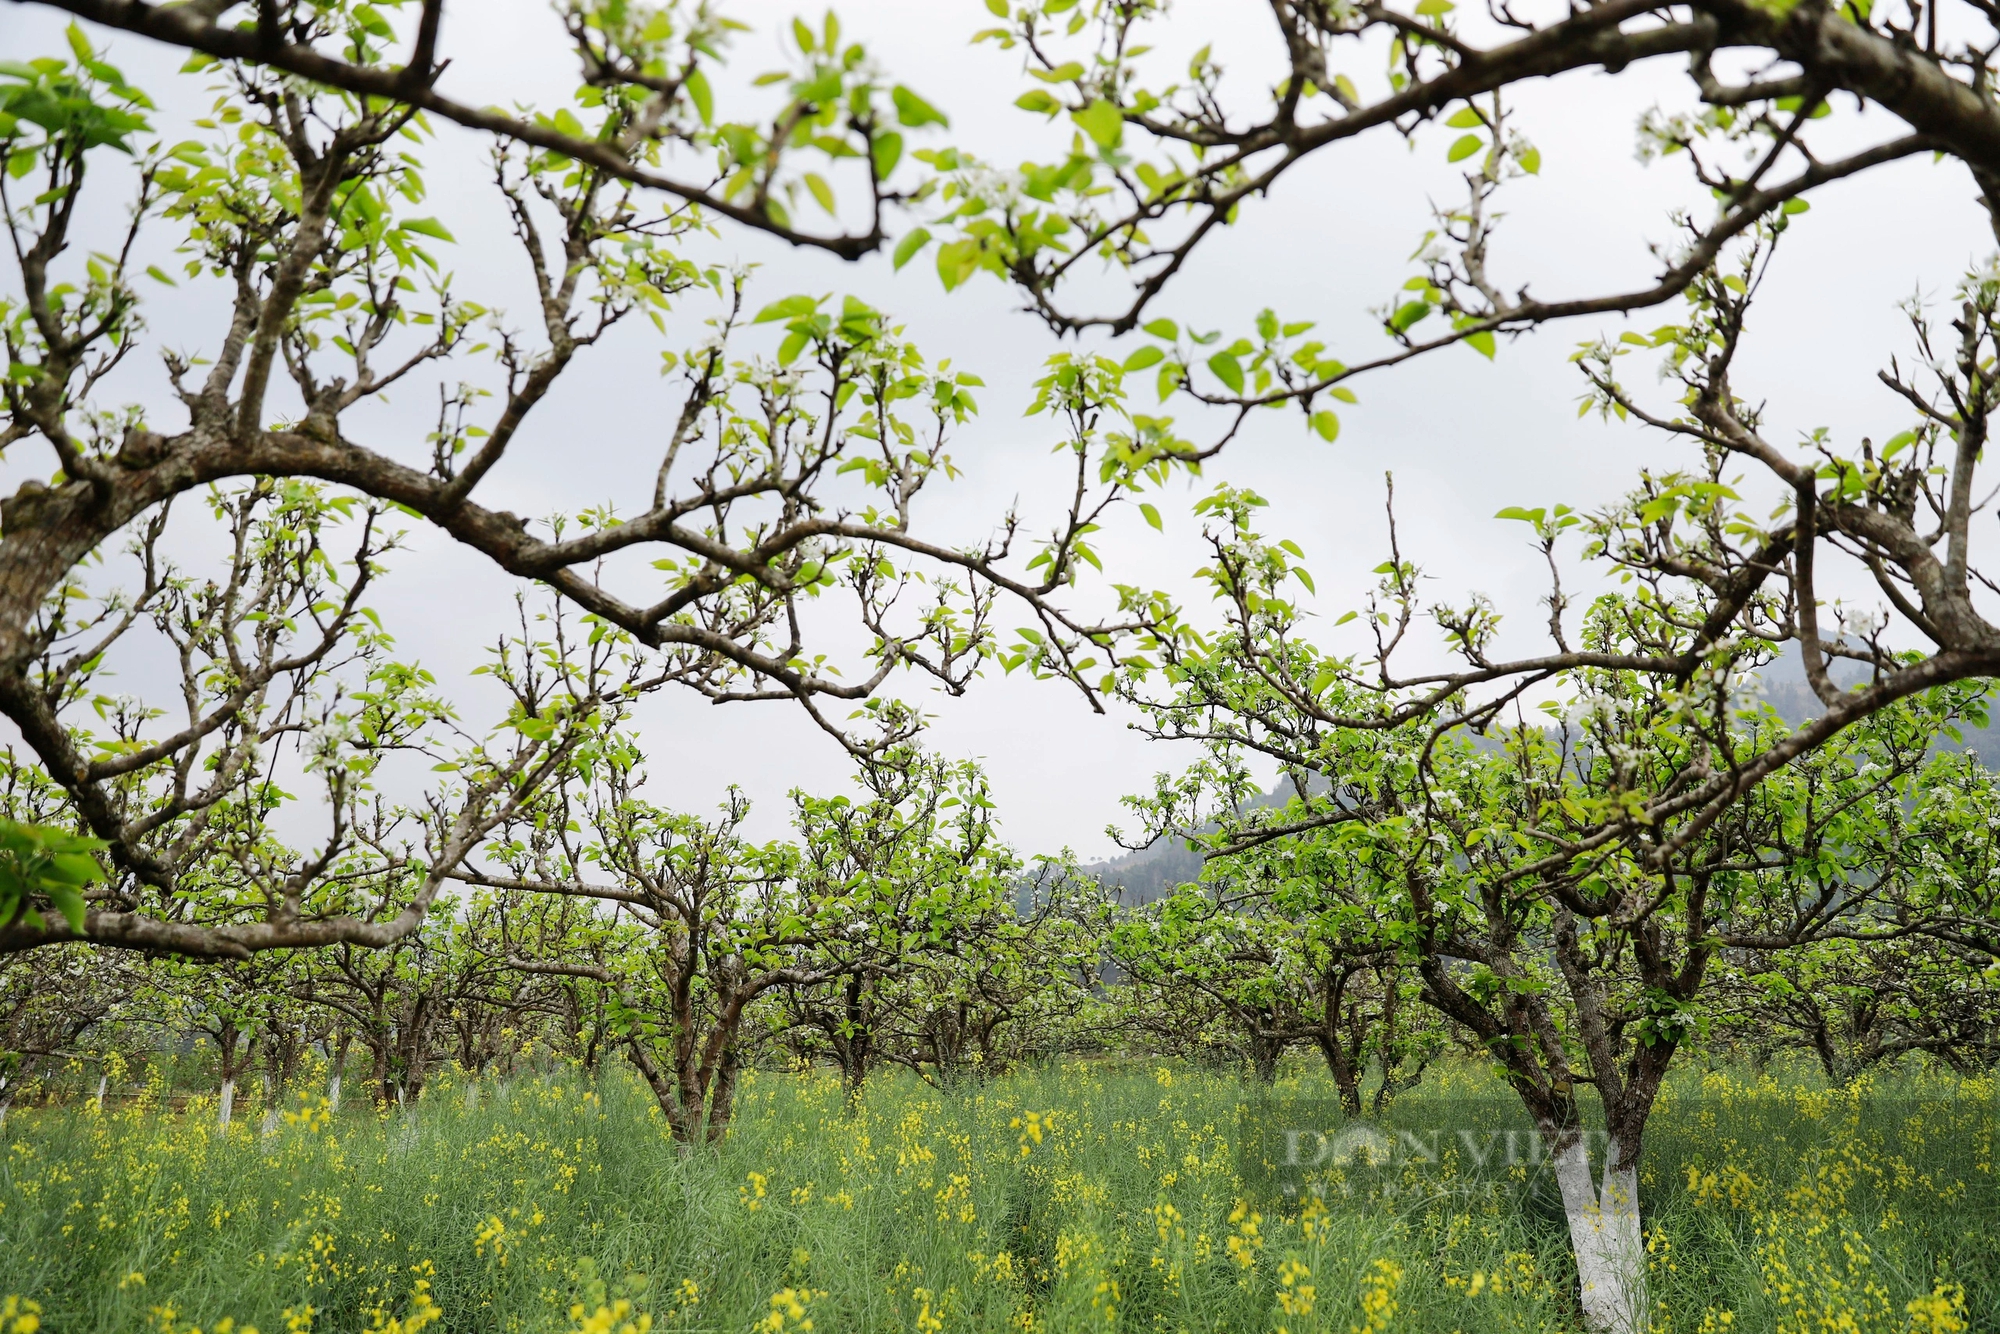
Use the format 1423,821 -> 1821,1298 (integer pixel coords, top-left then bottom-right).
1553,1139 -> 1646,1334
94,1074 -> 107,1111
328,1073 -> 342,1113
217,1077 -> 235,1132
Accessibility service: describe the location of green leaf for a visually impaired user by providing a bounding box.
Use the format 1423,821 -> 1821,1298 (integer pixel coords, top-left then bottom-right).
1466,330 -> 1496,359
985,0 -> 1010,14
685,69 -> 714,126
1516,144 -> 1541,175
1447,134 -> 1482,163
892,227 -> 932,271
871,129 -> 903,179
1781,197 -> 1810,215
1390,301 -> 1431,333
1207,351 -> 1244,395
935,237 -> 981,291
1122,345 -> 1165,373
1142,318 -> 1178,341
400,216 -> 455,242
1139,502 -> 1163,530
804,171 -> 836,216
46,881 -> 85,935
1445,107 -> 1483,128
1014,89 -> 1060,115
1072,99 -> 1123,149
753,294 -> 819,324
1310,410 -> 1340,442
892,86 -> 949,128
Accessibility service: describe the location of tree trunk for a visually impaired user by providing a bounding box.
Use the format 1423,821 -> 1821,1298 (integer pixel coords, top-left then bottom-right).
705,1046 -> 742,1145
1313,964 -> 1364,1117
214,1024 -> 244,1131
837,973 -> 874,1094
1248,1030 -> 1283,1085
329,1029 -> 351,1112
0,1056 -> 36,1131
1551,1136 -> 1647,1334
1315,1030 -> 1362,1117
623,1038 -> 693,1142
369,1037 -> 392,1108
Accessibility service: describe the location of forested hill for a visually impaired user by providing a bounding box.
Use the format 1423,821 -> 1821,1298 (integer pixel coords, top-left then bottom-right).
1755,645 -> 1997,760
1082,648 -> 1998,905
1088,839 -> 1207,907
1086,784 -> 1296,907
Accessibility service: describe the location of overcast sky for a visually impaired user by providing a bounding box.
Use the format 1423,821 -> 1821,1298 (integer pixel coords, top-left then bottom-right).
5,0 -> 1994,858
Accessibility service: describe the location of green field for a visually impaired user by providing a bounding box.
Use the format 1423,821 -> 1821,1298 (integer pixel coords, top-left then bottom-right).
1,1061 -> 1993,1334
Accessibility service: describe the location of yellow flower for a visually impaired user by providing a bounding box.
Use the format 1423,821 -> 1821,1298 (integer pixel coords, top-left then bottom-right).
1225,1201 -> 1263,1270
1906,1283 -> 1969,1334
1352,1258 -> 1403,1334
913,1287 -> 944,1334
1009,1111 -> 1054,1157
754,1286 -> 825,1334
566,1299 -> 651,1334
1276,1258 -> 1317,1318
2,1296 -> 42,1334
472,1215 -> 509,1264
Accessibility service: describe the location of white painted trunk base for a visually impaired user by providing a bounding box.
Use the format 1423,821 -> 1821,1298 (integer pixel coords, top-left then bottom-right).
94,1074 -> 107,1111
328,1074 -> 342,1113
217,1078 -> 235,1132
1553,1140 -> 1647,1334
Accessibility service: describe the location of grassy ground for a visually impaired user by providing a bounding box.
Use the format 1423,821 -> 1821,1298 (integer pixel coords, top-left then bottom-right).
0,1059 -> 1992,1333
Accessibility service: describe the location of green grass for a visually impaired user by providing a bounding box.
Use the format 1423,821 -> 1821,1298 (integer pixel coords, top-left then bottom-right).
0,1060 -> 1993,1333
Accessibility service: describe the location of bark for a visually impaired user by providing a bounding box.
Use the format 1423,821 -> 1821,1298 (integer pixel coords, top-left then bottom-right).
1314,1027 -> 1363,1118
368,1037 -> 391,1108
1248,1029 -> 1284,1086
210,1023 -> 257,1131
1552,1139 -> 1647,1334
1312,966 -> 1365,1117
328,1029 -> 351,1112
704,1046 -> 742,1145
